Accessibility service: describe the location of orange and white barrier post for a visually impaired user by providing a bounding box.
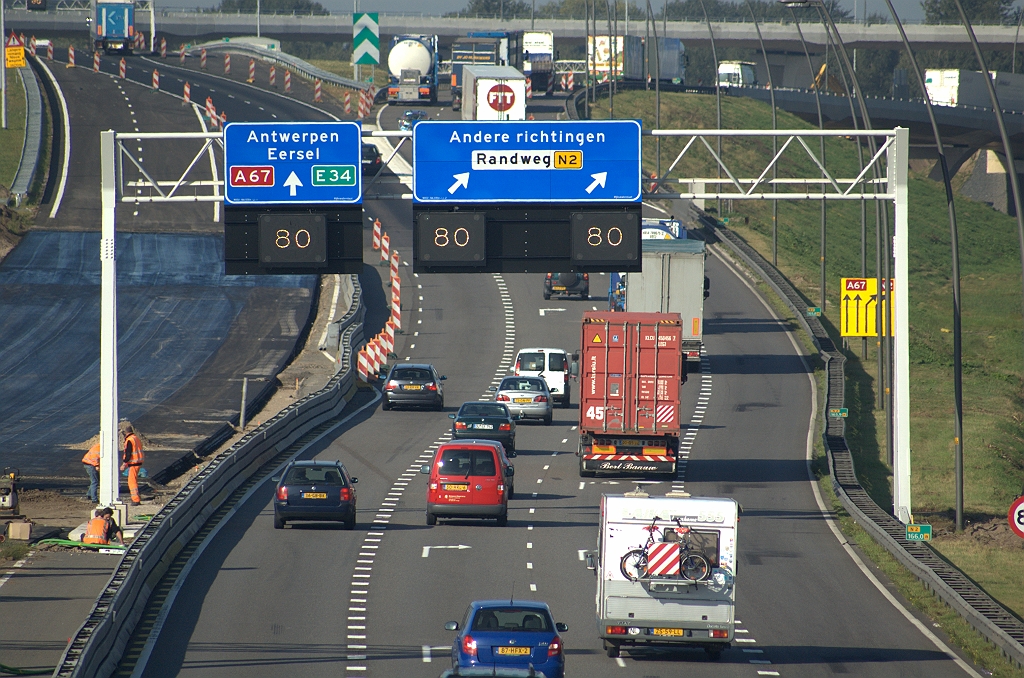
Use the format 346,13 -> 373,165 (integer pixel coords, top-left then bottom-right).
183,81 -> 191,104
546,73 -> 554,96
200,48 -> 207,69
364,341 -> 378,376
152,68 -> 159,90
385,321 -> 397,354
343,91 -> 351,115
29,37 -> 36,57
314,79 -> 322,103
357,349 -> 370,381
46,42 -> 53,60
247,58 -> 255,83
390,250 -> 399,284
391,280 -> 402,331
380,233 -> 390,266
269,65 -> 276,87
220,111 -> 227,127
67,45 -> 75,68
371,218 -> 381,250
179,44 -> 186,64
284,70 -> 292,93
119,58 -> 126,79
380,325 -> 394,355
93,52 -> 100,73
568,72 -> 574,91
224,53 -> 230,74
160,37 -> 166,58
526,76 -> 532,99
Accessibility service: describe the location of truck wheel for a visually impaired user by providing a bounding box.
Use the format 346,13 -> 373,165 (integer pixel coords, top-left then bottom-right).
426,512 -> 437,526
605,642 -> 620,658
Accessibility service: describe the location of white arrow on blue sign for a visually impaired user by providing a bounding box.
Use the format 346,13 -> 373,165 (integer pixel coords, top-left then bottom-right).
412,120 -> 642,204
224,121 -> 363,205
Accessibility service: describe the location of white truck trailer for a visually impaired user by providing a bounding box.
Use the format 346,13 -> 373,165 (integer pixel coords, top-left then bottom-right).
718,61 -> 758,86
588,491 -> 738,660
924,69 -> 1024,111
461,65 -> 527,121
624,238 -> 708,366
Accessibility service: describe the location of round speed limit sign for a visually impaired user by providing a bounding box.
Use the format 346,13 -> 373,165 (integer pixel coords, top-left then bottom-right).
1009,496 -> 1024,540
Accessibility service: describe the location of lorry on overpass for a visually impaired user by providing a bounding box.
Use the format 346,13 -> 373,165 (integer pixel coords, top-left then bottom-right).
587,490 -> 737,660
718,61 -> 757,87
623,239 -> 708,368
924,68 -> 1024,111
589,35 -> 685,83
387,34 -> 439,105
522,30 -> 554,94
461,65 -> 527,121
577,311 -> 685,478
93,0 -> 135,54
451,31 -> 523,110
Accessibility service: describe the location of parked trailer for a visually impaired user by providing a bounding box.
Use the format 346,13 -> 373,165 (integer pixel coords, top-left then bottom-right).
588,491 -> 737,660
624,239 -> 708,366
94,0 -> 135,54
577,311 -> 685,478
462,65 -> 527,121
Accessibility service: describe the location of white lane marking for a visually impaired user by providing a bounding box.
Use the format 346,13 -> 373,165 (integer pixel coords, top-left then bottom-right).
750,660 -> 772,664
527,562 -> 533,569
527,542 -> 533,549
530,584 -> 537,591
615,658 -> 626,667
35,59 -> 72,219
736,638 -> 757,643
528,525 -> 534,530
529,508 -> 535,513
543,465 -> 549,470
561,438 -> 568,443
536,479 -> 543,484
579,482 -> 585,490
578,549 -> 586,561
735,628 -> 749,633
422,645 -> 431,663
757,673 -> 780,677
743,649 -> 764,653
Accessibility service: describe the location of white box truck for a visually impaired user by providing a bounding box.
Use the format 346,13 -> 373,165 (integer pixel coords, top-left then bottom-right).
461,65 -> 527,121
718,61 -> 757,86
588,35 -> 684,82
924,69 -> 1024,111
624,239 -> 708,365
587,491 -> 738,660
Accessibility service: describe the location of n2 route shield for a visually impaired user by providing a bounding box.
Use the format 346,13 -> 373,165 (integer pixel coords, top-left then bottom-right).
224,121 -> 362,205
412,120 -> 642,204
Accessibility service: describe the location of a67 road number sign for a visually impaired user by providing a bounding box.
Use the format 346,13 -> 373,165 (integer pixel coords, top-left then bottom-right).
1010,496 -> 1024,539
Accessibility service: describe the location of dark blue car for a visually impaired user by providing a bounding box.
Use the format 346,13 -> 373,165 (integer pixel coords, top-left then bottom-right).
446,600 -> 567,678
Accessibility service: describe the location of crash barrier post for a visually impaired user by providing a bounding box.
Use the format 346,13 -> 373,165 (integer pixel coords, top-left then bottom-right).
269,65 -> 275,87
385,321 -> 396,356
46,42 -> 53,60
344,91 -> 351,115
379,233 -> 389,265
391,277 -> 402,331
284,70 -> 291,93
93,52 -> 100,73
389,250 -> 399,284
179,44 -> 185,65
200,48 -> 206,69
224,53 -> 230,75
160,37 -> 166,58
248,58 -> 255,83
28,36 -> 36,57
314,78 -> 322,103
220,111 -> 227,127
119,58 -> 126,79
67,45 -> 75,68
54,278 -> 366,678
356,349 -> 370,381
183,82 -> 190,105
371,218 -> 381,250
526,76 -> 532,99
152,69 -> 159,91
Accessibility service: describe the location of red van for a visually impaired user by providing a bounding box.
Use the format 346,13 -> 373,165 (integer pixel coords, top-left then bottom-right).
420,440 -> 514,526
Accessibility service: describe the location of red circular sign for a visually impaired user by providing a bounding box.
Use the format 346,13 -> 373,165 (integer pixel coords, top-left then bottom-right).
1010,496 -> 1024,539
487,84 -> 516,112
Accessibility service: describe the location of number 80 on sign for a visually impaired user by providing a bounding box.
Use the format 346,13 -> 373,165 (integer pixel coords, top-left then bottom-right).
1009,496 -> 1024,540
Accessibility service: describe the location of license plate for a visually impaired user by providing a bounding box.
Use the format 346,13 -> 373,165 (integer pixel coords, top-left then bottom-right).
474,423 -> 494,430
444,483 -> 468,491
514,397 -> 532,403
404,384 -> 422,390
496,646 -> 532,656
552,286 -> 566,291
651,628 -> 684,637
302,492 -> 327,499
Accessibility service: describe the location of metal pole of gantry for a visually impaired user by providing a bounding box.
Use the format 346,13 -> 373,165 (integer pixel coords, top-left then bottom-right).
891,126 -> 911,524
99,130 -> 121,508
1,0 -> 7,130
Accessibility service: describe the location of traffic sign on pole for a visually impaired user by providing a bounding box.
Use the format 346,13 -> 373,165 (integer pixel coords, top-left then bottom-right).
412,120 -> 642,204
1010,496 -> 1024,539
223,121 -> 362,205
840,277 -> 895,337
352,12 -> 380,65
5,33 -> 26,70
905,524 -> 932,542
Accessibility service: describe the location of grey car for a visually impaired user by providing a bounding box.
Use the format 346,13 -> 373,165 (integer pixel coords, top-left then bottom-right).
490,376 -> 553,426
383,363 -> 446,410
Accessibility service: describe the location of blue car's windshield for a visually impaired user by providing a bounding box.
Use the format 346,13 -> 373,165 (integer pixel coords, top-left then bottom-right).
472,608 -> 553,632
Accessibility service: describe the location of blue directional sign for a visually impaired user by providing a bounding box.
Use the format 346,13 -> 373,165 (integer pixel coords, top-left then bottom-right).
223,121 -> 362,205
412,120 -> 642,204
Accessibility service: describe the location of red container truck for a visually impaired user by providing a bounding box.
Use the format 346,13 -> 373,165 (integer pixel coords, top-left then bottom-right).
577,311 -> 685,478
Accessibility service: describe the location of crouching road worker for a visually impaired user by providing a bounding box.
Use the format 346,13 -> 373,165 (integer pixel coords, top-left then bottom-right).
82,442 -> 100,503
120,424 -> 144,505
82,507 -> 124,545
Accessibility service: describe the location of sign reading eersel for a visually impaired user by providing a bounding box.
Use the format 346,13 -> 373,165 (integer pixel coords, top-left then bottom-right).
412,120 -> 642,203
224,121 -> 362,205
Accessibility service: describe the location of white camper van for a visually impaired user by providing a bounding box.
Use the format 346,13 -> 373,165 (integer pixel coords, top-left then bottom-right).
587,491 -> 738,660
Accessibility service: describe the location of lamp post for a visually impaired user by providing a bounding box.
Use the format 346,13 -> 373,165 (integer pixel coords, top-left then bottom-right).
882,0 -> 965,532
696,0 -> 721,217
746,0 -> 777,265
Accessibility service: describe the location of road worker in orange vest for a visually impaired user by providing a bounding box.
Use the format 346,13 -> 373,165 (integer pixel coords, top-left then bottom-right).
82,442 -> 100,503
82,507 -> 123,545
120,423 -> 144,506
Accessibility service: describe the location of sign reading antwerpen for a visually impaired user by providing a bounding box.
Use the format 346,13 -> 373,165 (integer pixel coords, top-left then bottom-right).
412,120 -> 642,203
224,121 -> 362,205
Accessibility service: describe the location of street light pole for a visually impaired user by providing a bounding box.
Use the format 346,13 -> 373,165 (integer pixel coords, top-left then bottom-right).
747,0 -> 777,265
1,0 -> 7,130
696,0 -> 721,217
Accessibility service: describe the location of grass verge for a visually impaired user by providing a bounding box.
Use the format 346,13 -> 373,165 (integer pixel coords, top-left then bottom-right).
0,67 -> 28,190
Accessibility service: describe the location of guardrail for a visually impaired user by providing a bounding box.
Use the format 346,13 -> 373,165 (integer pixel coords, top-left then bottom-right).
10,63 -> 44,206
192,40 -> 371,92
701,217 -> 1024,668
54,275 -> 367,678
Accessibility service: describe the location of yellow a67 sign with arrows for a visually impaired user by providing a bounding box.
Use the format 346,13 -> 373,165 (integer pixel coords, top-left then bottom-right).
840,277 -> 895,337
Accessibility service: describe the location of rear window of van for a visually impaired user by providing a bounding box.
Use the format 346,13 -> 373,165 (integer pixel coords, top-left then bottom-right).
438,448 -> 497,477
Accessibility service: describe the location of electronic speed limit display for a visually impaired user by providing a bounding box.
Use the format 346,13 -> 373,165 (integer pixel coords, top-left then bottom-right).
570,211 -> 639,265
416,212 -> 486,266
258,213 -> 328,267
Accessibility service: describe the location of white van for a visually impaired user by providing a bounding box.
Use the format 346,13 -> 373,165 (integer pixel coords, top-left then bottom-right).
512,347 -> 577,408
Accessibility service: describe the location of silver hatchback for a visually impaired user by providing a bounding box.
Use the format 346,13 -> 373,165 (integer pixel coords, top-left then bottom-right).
490,376 -> 553,426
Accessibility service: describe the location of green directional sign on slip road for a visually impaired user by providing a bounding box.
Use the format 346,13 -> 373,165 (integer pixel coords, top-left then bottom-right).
828,408 -> 849,418
352,13 -> 380,65
906,524 -> 932,542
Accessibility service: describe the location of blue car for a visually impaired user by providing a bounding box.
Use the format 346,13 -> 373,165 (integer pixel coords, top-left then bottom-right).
446,600 -> 567,678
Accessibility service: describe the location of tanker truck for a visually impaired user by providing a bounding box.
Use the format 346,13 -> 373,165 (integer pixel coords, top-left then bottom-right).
387,35 -> 439,104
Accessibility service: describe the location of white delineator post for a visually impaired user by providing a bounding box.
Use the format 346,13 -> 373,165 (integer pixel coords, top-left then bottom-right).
99,130 -> 120,507
891,126 -> 912,524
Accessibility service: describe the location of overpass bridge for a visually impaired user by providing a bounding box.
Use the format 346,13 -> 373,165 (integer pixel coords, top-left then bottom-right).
6,8 -> 1024,52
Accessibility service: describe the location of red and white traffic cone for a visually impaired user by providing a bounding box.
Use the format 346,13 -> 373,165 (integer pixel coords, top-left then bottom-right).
160,37 -> 166,58
343,91 -> 351,115
66,45 -> 75,68
526,76 -> 532,99
46,42 -> 53,60
371,218 -> 381,250
314,78 -> 322,103
152,68 -> 159,90
390,250 -> 399,285
200,48 -> 207,69
224,53 -> 230,74
183,81 -> 191,105
29,37 -> 36,57
93,52 -> 100,73
247,58 -> 255,83
269,65 -> 276,87
380,233 -> 390,266
284,70 -> 291,93
179,44 -> 186,64
119,58 -> 126,79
